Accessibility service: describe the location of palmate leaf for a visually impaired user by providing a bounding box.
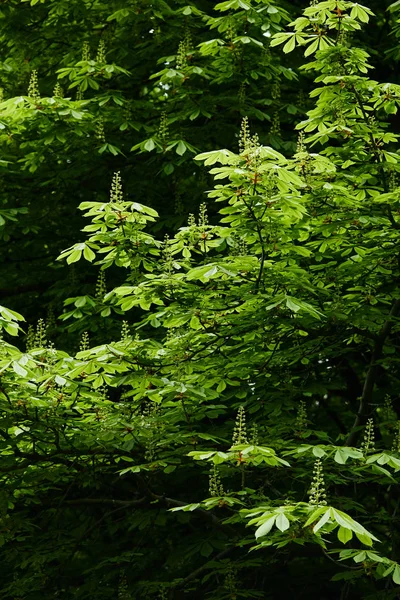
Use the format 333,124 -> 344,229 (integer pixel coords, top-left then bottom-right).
334,447 -> 363,464
195,149 -> 237,166
366,453 -> 400,471
0,305 -> 24,336
307,507 -> 379,545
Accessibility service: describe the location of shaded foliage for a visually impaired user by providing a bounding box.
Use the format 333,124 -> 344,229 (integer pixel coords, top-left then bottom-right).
1,1 -> 400,599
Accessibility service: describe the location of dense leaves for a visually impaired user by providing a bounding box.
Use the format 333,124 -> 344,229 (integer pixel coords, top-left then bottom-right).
1,0 -> 400,599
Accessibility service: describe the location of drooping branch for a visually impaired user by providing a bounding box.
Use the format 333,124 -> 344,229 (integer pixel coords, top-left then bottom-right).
63,497 -> 146,507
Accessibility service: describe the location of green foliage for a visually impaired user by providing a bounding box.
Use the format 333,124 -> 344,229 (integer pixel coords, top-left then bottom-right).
1,0 -> 400,599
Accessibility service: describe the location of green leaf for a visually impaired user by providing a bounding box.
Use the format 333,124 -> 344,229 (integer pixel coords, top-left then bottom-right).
144,139 -> 156,152
83,245 -> 96,262
304,38 -> 319,57
334,448 -> 363,464
286,297 -> 301,313
275,513 -> 290,532
304,506 -> 328,528
216,380 -> 226,393
74,297 -> 87,308
355,532 -> 373,547
313,508 -> 331,533
331,509 -> 379,542
255,516 -> 276,539
283,36 -> 296,53
12,361 -> 28,377
337,527 -> 353,544
312,447 -> 326,458
4,322 -> 19,336
176,141 -> 187,156
66,249 -> 82,264
353,551 -> 366,563
393,565 -> 400,585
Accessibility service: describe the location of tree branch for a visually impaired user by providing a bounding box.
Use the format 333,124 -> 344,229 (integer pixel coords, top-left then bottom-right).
63,497 -> 146,507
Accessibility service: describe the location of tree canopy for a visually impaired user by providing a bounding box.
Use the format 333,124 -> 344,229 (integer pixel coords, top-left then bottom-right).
1,0 -> 400,599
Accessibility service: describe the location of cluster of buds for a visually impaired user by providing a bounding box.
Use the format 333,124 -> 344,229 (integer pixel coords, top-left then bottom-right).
238,116 -> 260,166
79,331 -> 90,352
337,29 -> 350,46
239,116 -> 251,153
389,171 -> 399,193
224,566 -> 238,595
162,234 -> 173,276
296,90 -> 306,111
295,400 -> 308,435
308,459 -> 328,506
231,234 -> 248,257
271,80 -> 281,101
95,270 -> 107,301
249,423 -> 259,446
176,40 -> 187,70
331,55 -> 346,78
46,341 -> 57,363
187,213 -> 196,227
53,82 -> 64,98
141,399 -> 163,462
158,111 -> 169,145
209,466 -> 224,497
121,320 -> 131,341
27,70 -> 40,100
296,131 -> 306,154
46,305 -> 56,331
35,318 -> 47,348
118,572 -> 131,600
144,436 -> 156,462
335,103 -> 347,128
82,41 -> 91,61
174,193 -> 183,216
110,171 -> 123,203
238,82 -> 246,105
360,418 -> 375,456
176,30 -> 192,70
198,203 -> 208,229
96,385 -> 109,400
227,25 -> 242,61
94,407 -> 105,421
96,39 -> 107,63
123,102 -> 132,124
232,406 -> 248,446
26,324 -> 35,352
158,588 -> 168,600
142,398 -> 160,419
382,395 -> 396,422
96,117 -> 106,142
392,421 -> 400,453
237,237 -> 248,256
226,24 -> 236,42
270,111 -> 281,137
